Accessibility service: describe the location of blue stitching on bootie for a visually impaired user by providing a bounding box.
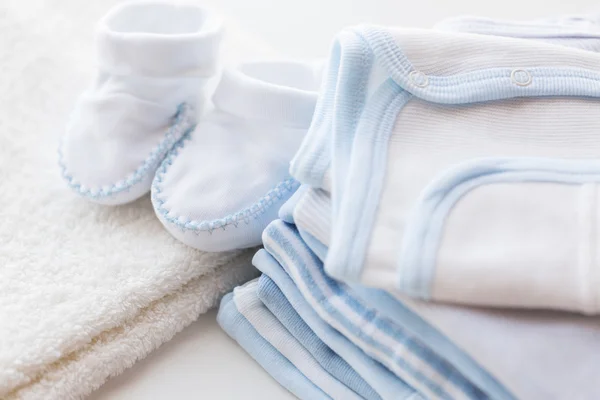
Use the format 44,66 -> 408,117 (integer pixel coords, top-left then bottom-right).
58,103 -> 195,201
151,140 -> 300,234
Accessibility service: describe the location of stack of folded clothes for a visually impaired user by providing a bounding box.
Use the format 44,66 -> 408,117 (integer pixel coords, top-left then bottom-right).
218,14 -> 600,400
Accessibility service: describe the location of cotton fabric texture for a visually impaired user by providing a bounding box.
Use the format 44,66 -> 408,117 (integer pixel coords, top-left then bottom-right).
59,0 -> 223,205
435,14 -> 600,51
152,60 -> 321,251
291,188 -> 600,400
0,0 -> 272,397
253,249 -> 421,400
290,23 -> 600,314
233,280 -> 364,400
263,220 -> 491,400
257,274 -> 381,400
217,292 -> 329,400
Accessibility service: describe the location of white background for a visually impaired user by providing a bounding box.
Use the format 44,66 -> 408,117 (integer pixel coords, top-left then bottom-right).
91,0 -> 599,398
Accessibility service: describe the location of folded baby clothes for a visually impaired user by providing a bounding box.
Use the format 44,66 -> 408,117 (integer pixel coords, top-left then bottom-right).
292,189 -> 600,400
368,289 -> 600,400
292,14 -> 600,220
254,249 -> 420,400
292,186 -> 331,256
60,0 -> 222,205
233,280 -> 363,400
152,61 -> 320,252
291,25 -> 600,314
262,220 -> 492,400
217,292 -> 329,400
279,184 -> 310,224
257,274 -> 381,400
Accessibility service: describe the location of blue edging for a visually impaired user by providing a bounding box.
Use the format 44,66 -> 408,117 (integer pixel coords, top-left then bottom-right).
58,103 -> 194,201
151,137 -> 300,234
359,26 -> 600,104
290,29 -> 374,189
320,25 -> 600,287
263,221 -> 491,400
327,79 -> 410,282
398,157 -> 600,298
300,25 -> 600,399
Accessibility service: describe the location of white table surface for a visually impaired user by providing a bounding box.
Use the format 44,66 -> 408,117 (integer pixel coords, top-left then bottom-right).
90,0 -> 599,398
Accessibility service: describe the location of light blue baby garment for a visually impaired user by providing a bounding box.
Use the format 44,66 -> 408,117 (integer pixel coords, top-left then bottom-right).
287,191 -> 513,398
257,274 -> 381,400
290,22 -> 600,313
217,292 -> 329,400
262,220 -> 503,400
278,183 -> 309,224
253,249 -> 417,400
279,184 -> 329,261
292,15 -> 600,200
291,189 -> 600,400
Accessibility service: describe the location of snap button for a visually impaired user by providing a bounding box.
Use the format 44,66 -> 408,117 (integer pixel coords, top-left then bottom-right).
511,69 -> 532,87
409,70 -> 429,88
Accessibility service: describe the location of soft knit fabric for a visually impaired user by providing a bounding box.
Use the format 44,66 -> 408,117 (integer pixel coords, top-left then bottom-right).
257,275 -> 381,400
279,184 -> 309,224
262,220 -> 492,400
293,186 -> 331,250
293,190 -> 600,400
152,61 -> 320,251
217,293 -> 329,400
435,14 -> 600,51
234,280 -> 363,400
254,252 -> 414,400
374,291 -> 600,400
291,24 -> 600,313
60,0 -> 222,205
0,0 -> 275,396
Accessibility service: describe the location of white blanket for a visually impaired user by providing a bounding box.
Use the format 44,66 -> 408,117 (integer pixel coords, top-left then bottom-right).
0,0 -> 271,398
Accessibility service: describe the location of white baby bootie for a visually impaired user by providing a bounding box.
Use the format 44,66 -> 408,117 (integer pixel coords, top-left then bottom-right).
59,0 -> 223,205
152,61 -> 320,251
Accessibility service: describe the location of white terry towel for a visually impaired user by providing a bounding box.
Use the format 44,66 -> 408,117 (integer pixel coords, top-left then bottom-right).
0,1 -> 271,398
5,257 -> 258,400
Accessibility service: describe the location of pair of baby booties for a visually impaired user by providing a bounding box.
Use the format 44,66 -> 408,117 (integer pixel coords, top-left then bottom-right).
58,1 -> 321,252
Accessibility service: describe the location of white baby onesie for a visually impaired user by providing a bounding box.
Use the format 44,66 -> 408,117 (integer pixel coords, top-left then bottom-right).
292,25 -> 600,313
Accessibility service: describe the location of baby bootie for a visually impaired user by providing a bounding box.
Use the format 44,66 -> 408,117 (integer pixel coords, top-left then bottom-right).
152,61 -> 320,251
59,0 -> 223,205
